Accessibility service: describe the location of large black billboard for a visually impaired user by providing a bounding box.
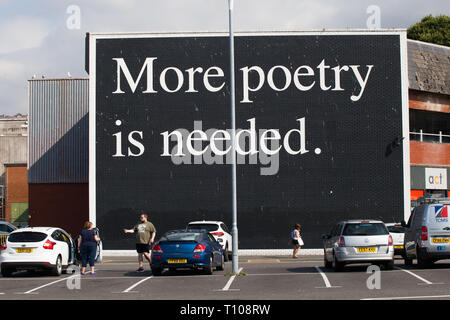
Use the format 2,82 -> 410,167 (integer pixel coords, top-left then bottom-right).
88,31 -> 410,250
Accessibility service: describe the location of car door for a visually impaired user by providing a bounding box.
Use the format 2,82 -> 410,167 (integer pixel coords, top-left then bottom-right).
206,233 -> 221,265
60,230 -> 75,265
325,224 -> 338,260
94,228 -> 103,263
220,223 -> 232,251
52,230 -> 69,265
406,207 -> 425,257
404,209 -> 416,256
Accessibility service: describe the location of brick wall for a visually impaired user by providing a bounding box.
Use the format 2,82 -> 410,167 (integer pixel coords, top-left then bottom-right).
410,141 -> 450,167
4,165 -> 28,221
409,89 -> 450,114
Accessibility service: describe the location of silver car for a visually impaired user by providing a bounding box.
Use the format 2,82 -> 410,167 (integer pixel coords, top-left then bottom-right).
322,220 -> 394,271
403,200 -> 450,266
0,222 -> 17,245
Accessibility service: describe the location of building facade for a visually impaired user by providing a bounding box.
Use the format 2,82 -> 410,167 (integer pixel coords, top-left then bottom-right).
0,116 -> 28,221
407,40 -> 450,205
27,39 -> 450,240
28,79 -> 89,235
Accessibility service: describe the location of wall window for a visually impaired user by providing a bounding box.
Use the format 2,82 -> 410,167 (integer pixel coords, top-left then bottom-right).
410,109 -> 450,143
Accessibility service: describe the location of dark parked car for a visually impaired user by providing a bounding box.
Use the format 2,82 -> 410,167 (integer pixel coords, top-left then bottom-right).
151,229 -> 224,276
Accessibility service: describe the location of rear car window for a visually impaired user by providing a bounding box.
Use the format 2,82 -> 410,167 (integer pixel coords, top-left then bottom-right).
8,232 -> 47,243
187,224 -> 218,232
162,232 -> 203,242
387,226 -> 406,233
342,223 -> 389,236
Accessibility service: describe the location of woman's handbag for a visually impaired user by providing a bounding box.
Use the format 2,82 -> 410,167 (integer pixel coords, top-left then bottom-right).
296,237 -> 304,246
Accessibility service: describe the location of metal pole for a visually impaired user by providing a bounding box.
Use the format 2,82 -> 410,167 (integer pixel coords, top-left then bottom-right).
228,0 -> 239,274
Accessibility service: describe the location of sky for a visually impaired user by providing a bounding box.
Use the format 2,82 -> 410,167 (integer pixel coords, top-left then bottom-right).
0,0 -> 449,115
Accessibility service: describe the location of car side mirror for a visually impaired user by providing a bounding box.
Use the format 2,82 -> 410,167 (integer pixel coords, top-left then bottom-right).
322,234 -> 330,240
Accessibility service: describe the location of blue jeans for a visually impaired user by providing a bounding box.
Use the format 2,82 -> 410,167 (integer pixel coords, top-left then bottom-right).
81,245 -> 97,268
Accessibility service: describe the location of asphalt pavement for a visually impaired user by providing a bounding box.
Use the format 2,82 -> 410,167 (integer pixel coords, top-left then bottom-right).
1,255 -> 450,300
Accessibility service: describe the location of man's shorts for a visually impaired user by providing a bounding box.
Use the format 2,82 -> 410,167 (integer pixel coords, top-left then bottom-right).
136,243 -> 151,253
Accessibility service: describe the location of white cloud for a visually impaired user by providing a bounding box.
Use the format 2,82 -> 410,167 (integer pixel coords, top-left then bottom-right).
0,17 -> 51,55
0,0 -> 449,115
0,59 -> 26,81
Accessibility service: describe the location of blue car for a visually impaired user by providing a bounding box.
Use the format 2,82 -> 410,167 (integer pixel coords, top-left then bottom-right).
151,229 -> 224,276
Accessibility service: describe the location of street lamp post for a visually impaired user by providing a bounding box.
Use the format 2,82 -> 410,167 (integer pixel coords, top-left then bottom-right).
228,0 -> 239,274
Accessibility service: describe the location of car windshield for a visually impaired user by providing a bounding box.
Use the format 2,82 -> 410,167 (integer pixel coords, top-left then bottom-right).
342,223 -> 389,236
187,224 -> 218,232
387,225 -> 406,233
8,232 -> 47,242
161,232 -> 203,242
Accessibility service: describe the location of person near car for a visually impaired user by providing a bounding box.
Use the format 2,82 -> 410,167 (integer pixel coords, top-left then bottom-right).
123,213 -> 157,272
291,223 -> 303,259
78,221 -> 100,275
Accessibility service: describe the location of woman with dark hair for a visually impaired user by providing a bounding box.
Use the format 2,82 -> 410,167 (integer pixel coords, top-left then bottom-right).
290,223 -> 304,259
78,221 -> 100,275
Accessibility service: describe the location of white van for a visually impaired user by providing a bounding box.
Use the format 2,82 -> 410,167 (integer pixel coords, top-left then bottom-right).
403,200 -> 450,266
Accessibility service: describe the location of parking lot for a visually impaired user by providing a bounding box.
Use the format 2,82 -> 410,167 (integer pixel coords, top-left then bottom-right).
1,255 -> 450,300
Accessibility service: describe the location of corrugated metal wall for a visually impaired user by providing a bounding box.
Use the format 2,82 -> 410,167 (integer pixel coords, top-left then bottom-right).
28,79 -> 89,183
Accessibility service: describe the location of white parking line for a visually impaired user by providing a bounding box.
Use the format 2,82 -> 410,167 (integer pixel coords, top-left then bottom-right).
22,275 -> 77,294
219,268 -> 243,291
314,266 -> 341,288
394,266 -> 434,285
121,276 -> 153,293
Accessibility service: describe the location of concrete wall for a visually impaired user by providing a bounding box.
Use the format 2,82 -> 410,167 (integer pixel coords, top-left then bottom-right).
0,135 -> 27,185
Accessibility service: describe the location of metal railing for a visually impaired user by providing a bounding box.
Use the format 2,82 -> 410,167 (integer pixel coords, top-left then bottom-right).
410,131 -> 450,144
412,197 -> 450,208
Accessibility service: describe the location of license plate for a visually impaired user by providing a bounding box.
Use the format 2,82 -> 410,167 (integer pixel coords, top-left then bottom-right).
167,259 -> 187,264
16,248 -> 33,253
357,247 -> 377,253
432,238 -> 450,243
394,245 -> 404,249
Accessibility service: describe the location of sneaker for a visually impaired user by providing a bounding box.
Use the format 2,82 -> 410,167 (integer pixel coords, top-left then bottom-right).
90,272 -> 96,275
136,267 -> 144,273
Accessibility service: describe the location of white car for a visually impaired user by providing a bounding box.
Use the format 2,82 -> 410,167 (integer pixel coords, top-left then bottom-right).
0,227 -> 76,277
187,221 -> 232,261
385,223 -> 406,257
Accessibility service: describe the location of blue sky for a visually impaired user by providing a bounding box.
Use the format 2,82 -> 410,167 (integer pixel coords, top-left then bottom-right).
0,0 -> 448,115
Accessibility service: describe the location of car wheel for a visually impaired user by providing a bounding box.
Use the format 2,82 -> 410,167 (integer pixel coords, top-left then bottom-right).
205,257 -> 214,275
324,252 -> 332,269
1,267 -> 13,277
332,252 -> 344,272
52,255 -> 63,276
224,245 -> 230,262
216,254 -> 225,271
416,247 -> 431,267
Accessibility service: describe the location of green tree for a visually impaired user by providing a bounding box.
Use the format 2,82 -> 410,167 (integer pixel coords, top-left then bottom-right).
407,15 -> 450,47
